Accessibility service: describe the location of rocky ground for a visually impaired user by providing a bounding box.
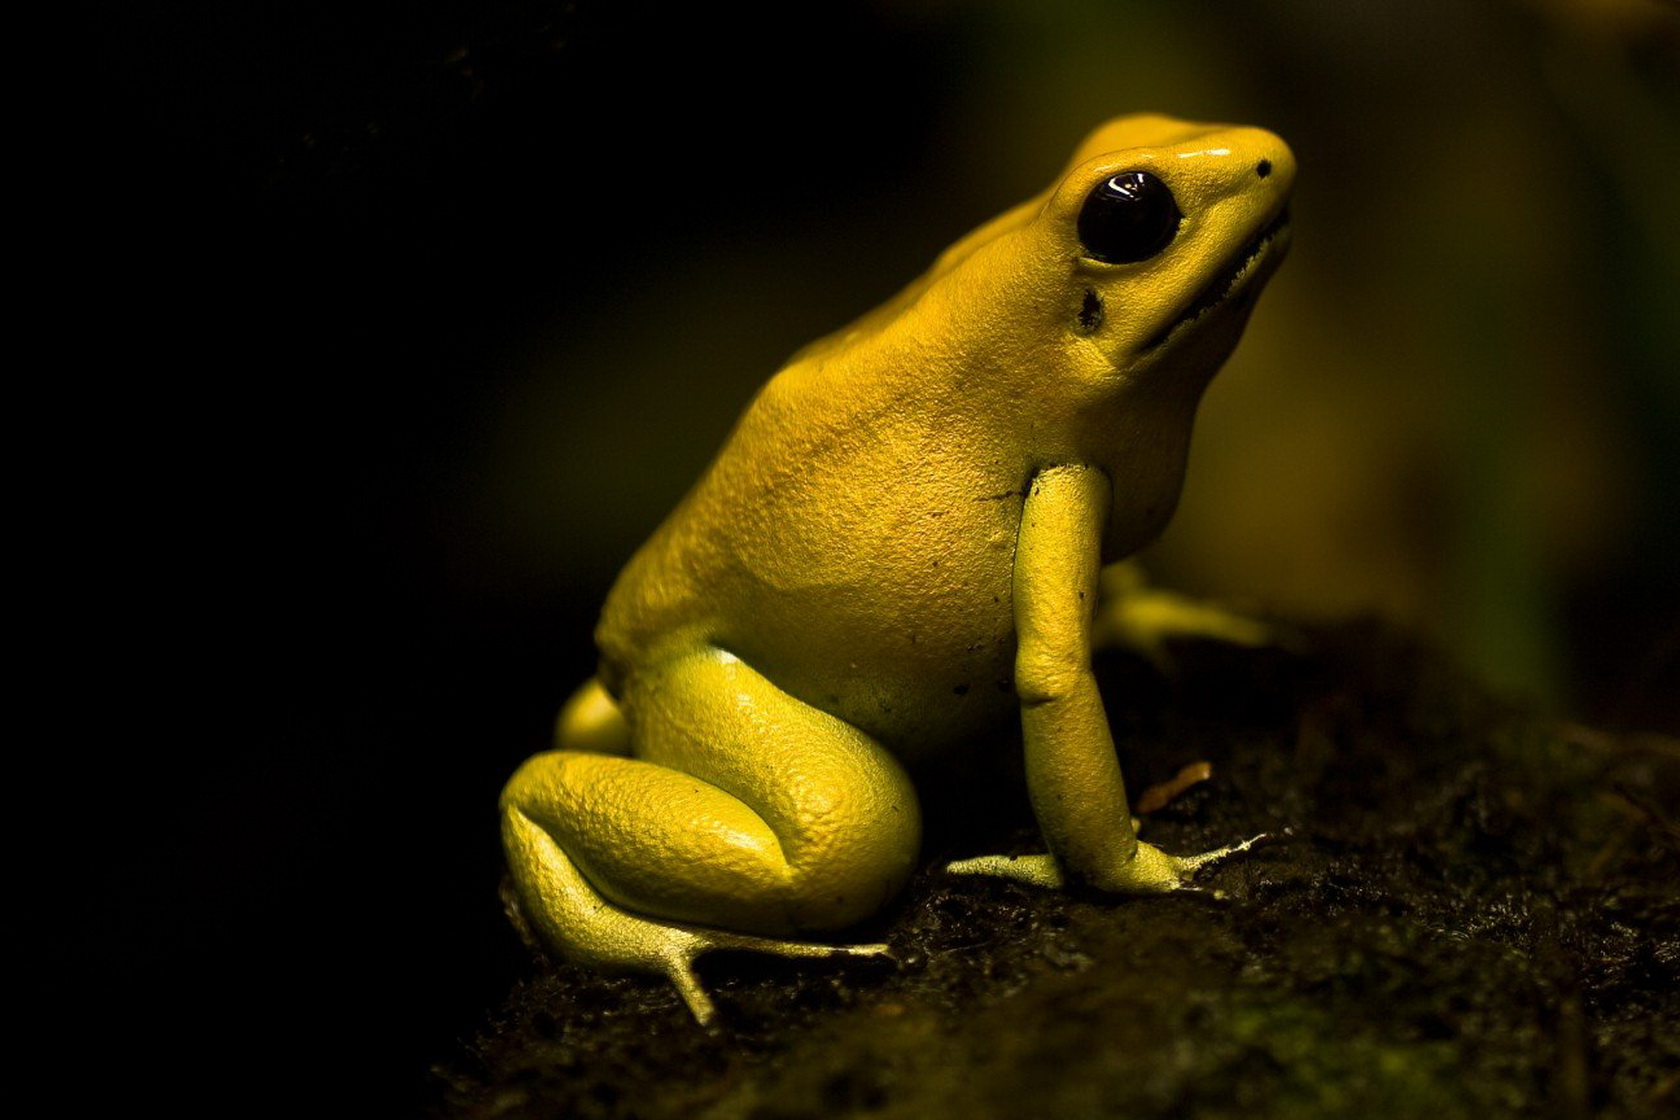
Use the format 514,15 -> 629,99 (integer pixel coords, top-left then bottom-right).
426,624 -> 1678,1119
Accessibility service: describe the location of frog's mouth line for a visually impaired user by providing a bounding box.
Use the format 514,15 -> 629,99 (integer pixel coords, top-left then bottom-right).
1142,206 -> 1292,352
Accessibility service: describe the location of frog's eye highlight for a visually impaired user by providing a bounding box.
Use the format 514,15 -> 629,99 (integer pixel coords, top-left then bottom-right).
1077,171 -> 1182,264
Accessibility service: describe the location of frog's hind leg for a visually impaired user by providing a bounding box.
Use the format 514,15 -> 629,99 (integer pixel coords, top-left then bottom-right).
502,804 -> 891,1024
500,649 -> 922,1021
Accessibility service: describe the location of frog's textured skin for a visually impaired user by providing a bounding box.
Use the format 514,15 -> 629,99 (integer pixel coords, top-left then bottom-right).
502,115 -> 1295,1023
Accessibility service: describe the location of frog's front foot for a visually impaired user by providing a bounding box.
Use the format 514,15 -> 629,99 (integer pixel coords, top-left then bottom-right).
947,834 -> 1269,896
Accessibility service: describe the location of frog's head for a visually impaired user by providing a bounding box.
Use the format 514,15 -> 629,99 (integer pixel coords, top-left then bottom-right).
925,114 -> 1295,555
1029,115 -> 1294,553
1044,114 -> 1294,384
896,114 -> 1292,404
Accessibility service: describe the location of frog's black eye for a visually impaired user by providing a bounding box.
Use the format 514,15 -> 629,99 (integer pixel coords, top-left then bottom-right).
1077,171 -> 1182,264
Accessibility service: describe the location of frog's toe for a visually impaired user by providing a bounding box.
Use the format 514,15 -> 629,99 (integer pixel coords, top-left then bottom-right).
1170,831 -> 1276,877
945,851 -> 1066,889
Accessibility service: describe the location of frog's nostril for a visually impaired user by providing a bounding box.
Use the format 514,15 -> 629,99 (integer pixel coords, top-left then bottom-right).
1256,159 -> 1273,179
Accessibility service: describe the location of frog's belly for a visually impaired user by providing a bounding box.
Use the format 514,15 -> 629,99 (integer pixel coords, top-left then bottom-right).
710,459 -> 1024,760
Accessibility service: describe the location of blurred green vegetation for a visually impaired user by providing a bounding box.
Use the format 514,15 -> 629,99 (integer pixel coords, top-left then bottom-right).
465,0 -> 1678,727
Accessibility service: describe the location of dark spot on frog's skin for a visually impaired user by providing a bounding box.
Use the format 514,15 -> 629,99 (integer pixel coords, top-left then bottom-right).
976,488 -> 1026,503
1076,288 -> 1104,334
1257,159 -> 1272,178
953,683 -> 970,696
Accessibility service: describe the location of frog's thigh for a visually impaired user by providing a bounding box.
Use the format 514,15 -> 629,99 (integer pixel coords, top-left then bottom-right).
507,649 -> 920,937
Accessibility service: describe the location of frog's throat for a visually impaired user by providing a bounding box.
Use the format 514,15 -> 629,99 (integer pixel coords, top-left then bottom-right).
1141,206 -> 1292,353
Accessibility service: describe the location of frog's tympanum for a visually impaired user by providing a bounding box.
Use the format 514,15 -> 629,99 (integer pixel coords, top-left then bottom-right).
502,115 -> 1295,1023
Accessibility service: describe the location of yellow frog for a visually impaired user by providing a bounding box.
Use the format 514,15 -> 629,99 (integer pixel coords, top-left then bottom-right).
502,114 -> 1295,1023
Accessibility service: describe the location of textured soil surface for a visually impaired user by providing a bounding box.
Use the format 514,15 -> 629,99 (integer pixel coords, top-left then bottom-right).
427,625 -> 1678,1119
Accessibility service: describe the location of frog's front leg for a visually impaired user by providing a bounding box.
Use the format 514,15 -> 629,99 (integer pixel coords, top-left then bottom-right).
1092,560 -> 1281,674
501,650 -> 921,1024
948,465 -> 1256,893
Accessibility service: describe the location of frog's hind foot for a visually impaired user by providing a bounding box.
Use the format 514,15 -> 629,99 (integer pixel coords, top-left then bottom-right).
503,804 -> 889,1026
667,929 -> 892,1026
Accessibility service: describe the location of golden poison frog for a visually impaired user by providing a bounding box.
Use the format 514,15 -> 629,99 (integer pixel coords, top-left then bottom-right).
502,114 -> 1295,1023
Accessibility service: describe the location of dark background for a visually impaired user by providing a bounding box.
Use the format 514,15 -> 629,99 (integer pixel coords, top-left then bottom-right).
87,1 -> 1675,1112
